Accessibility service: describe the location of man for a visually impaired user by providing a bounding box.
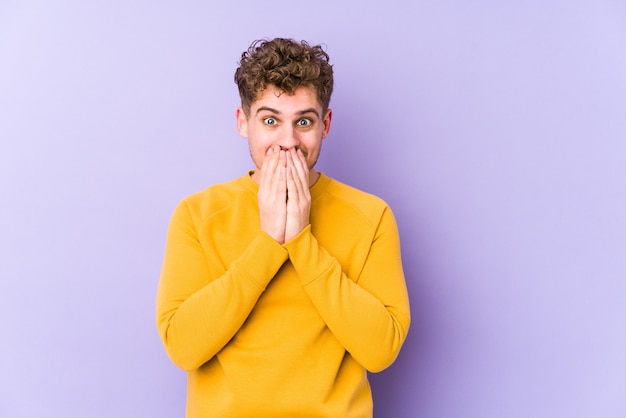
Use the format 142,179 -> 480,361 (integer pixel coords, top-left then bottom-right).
156,38 -> 410,418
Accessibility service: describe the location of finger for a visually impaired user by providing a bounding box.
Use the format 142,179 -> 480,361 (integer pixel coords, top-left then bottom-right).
285,151 -> 300,191
275,150 -> 287,192
286,162 -> 309,200
259,147 -> 282,191
287,149 -> 308,193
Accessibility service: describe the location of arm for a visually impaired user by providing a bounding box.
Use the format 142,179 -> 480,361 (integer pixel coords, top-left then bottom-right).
156,200 -> 288,371
283,207 -> 411,372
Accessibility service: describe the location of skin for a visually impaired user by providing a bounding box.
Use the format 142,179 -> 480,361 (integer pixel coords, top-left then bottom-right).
236,85 -> 332,244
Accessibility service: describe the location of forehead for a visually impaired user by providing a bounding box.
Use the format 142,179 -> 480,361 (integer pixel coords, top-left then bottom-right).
251,85 -> 321,114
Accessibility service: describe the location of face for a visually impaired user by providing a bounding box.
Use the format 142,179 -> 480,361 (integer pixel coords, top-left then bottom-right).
236,85 -> 332,179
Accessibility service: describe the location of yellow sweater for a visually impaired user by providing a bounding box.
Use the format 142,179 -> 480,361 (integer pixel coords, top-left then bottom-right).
156,173 -> 410,418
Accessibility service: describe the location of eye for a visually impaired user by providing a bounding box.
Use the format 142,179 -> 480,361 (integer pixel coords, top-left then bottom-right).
263,117 -> 277,126
296,118 -> 312,127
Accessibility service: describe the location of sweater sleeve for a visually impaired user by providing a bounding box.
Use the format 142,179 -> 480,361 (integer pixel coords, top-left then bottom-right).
156,200 -> 288,371
283,206 -> 410,373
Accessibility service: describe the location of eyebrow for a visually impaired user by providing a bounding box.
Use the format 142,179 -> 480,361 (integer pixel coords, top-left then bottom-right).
255,106 -> 320,118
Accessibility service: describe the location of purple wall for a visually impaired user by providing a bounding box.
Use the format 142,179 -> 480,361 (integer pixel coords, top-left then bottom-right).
1,1 -> 625,417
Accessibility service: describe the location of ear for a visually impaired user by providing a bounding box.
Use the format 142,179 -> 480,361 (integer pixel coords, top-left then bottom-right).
321,108 -> 333,139
236,107 -> 248,138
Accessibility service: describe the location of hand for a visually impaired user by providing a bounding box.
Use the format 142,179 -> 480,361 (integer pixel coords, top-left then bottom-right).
284,148 -> 311,242
257,146 -> 287,243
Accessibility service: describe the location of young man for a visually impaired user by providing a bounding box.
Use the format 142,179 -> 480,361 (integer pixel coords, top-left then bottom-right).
156,38 -> 410,418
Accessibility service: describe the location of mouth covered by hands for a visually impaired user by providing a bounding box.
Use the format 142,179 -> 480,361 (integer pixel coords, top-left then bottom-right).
257,145 -> 311,244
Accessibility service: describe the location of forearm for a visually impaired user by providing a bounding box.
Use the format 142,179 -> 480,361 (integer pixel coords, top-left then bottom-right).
157,220 -> 288,370
284,220 -> 410,372
302,257 -> 409,372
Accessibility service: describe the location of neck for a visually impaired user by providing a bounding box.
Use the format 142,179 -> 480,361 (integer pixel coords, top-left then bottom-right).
308,170 -> 320,187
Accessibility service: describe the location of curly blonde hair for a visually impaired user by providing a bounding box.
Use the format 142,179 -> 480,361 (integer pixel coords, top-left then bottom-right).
234,38 -> 334,115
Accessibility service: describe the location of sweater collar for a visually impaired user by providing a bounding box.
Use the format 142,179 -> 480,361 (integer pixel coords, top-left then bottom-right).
243,170 -> 330,200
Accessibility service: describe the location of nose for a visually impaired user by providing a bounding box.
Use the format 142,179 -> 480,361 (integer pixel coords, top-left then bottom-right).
277,125 -> 300,150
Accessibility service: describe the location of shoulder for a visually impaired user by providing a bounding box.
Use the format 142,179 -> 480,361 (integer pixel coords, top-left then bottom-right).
174,175 -> 254,223
186,176 -> 249,203
325,177 -> 386,206
318,175 -> 390,225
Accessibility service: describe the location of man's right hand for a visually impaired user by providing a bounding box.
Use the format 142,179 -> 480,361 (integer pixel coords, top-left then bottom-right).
257,146 -> 288,243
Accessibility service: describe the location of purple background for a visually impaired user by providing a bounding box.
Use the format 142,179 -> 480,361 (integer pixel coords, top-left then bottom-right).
1,1 -> 625,417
